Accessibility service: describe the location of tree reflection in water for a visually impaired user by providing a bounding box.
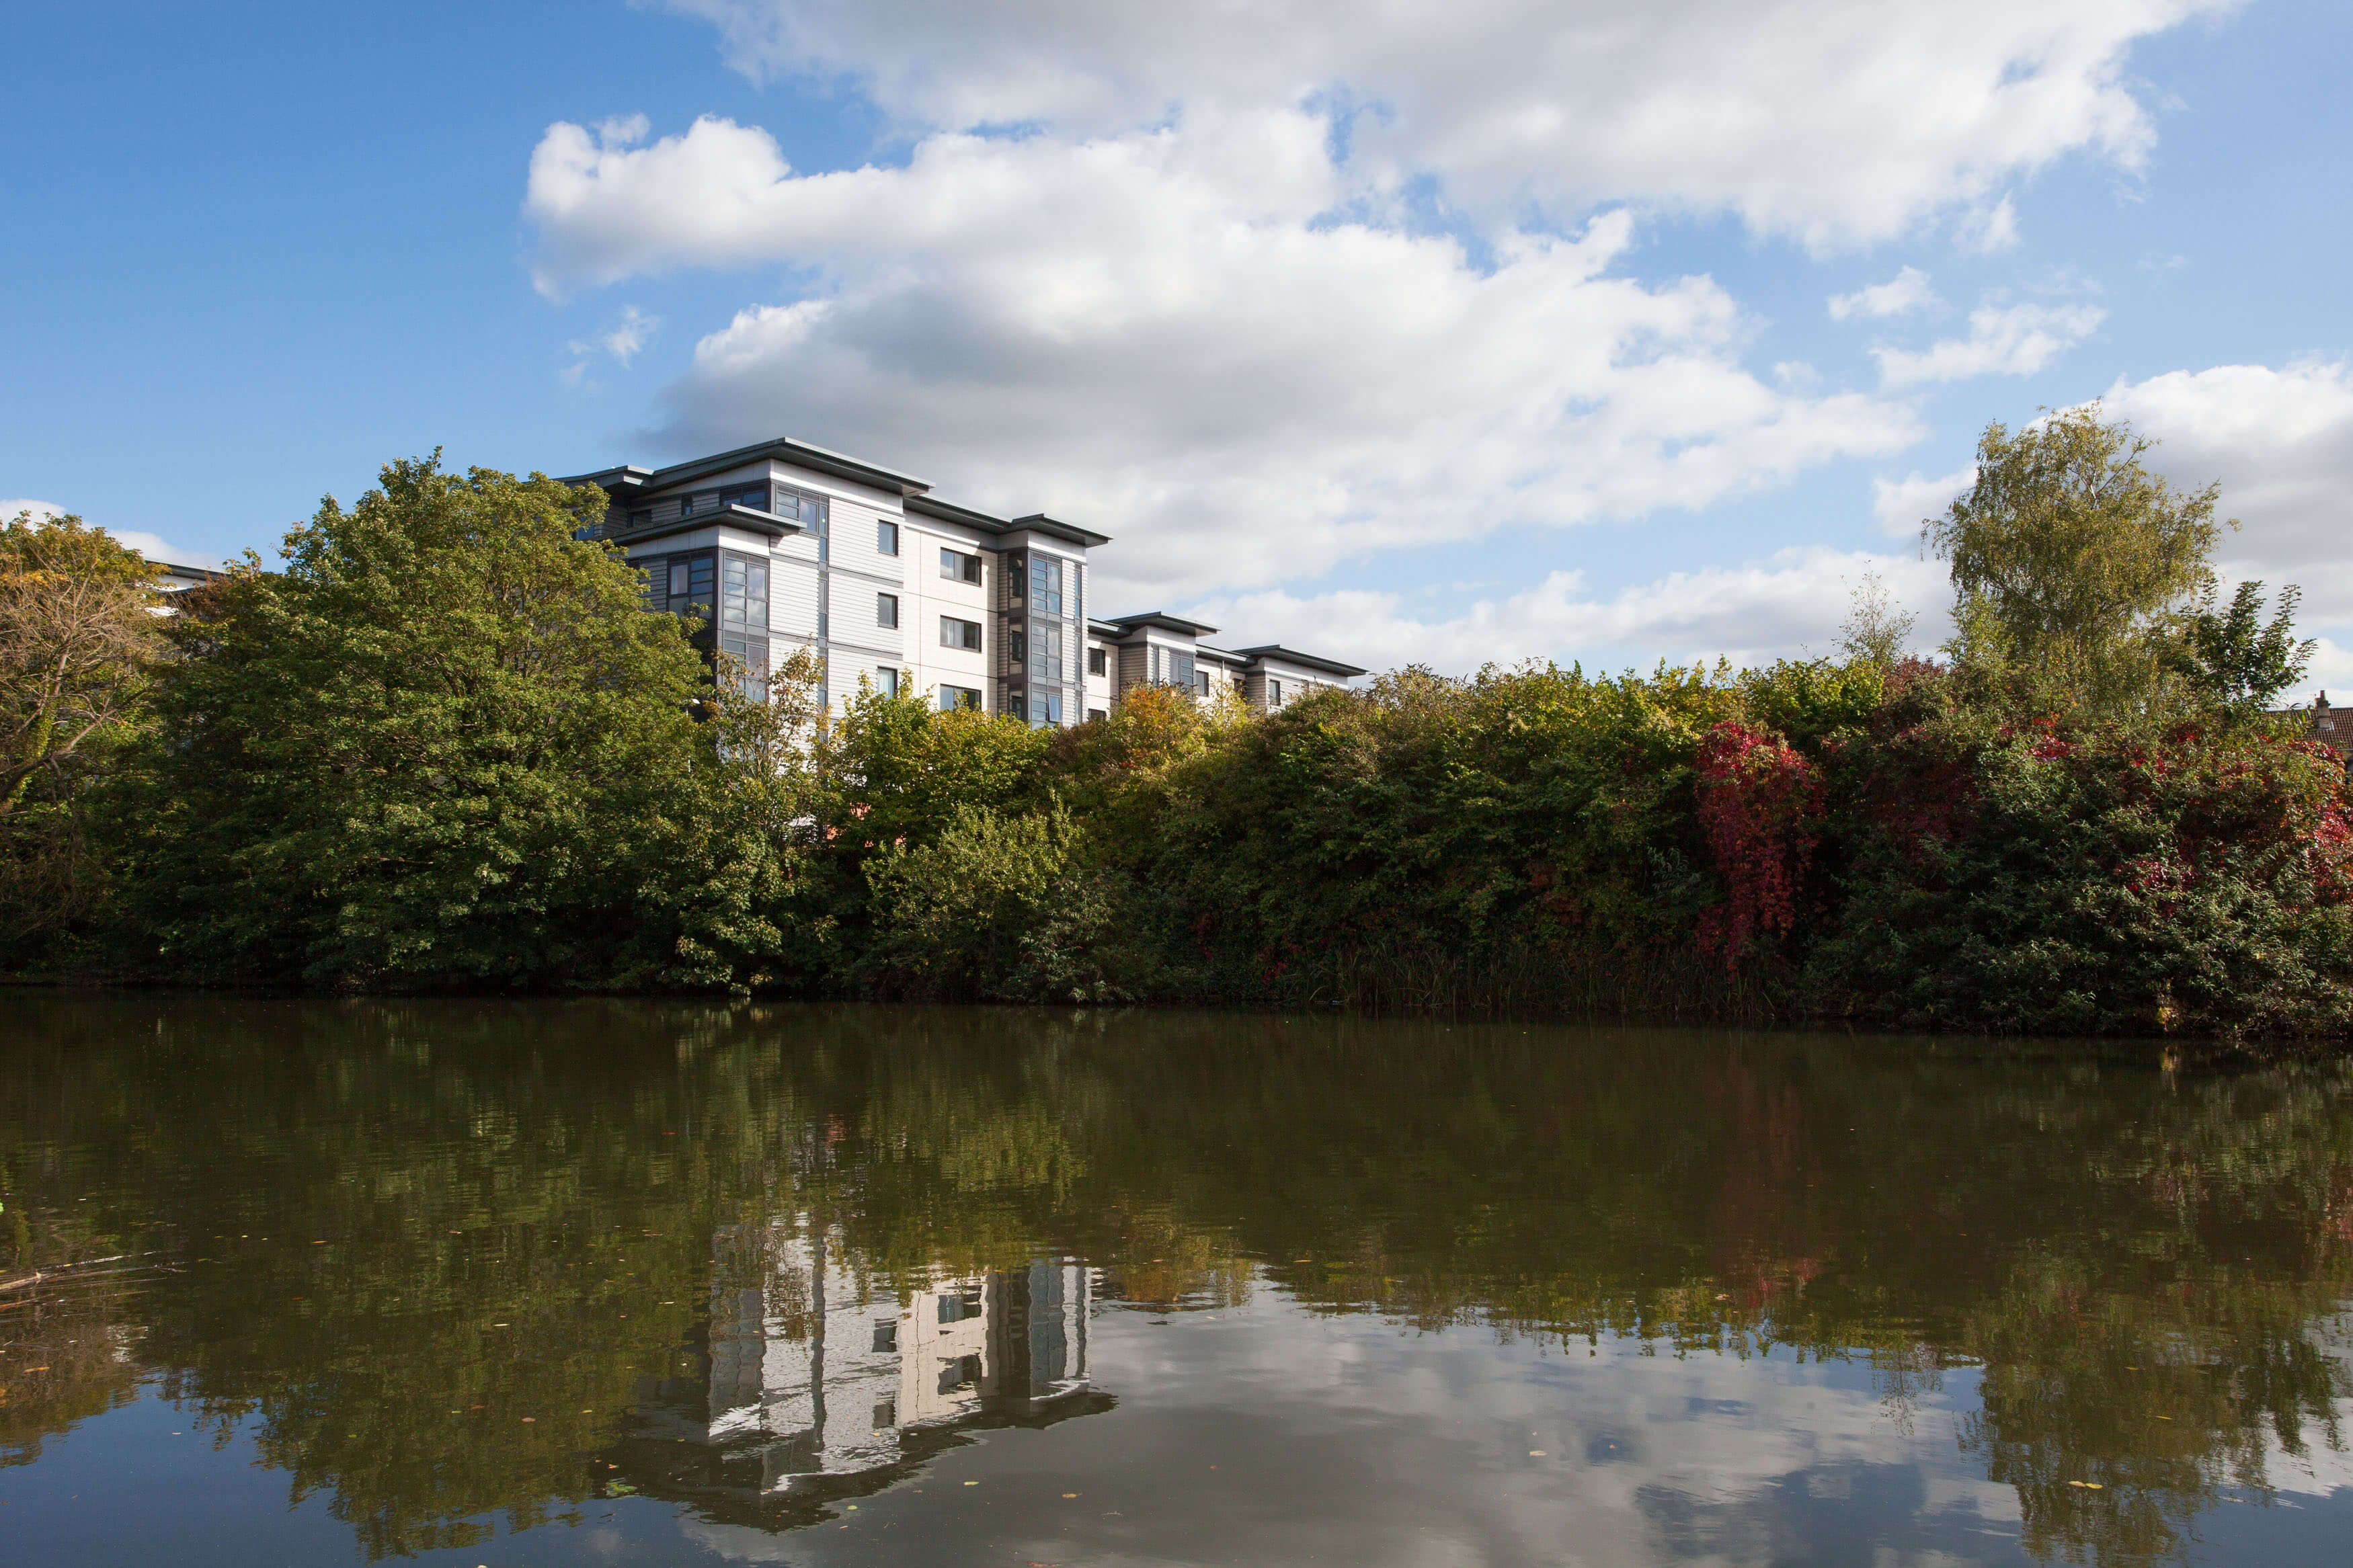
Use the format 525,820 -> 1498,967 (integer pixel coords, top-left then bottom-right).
0,996 -> 2346,1562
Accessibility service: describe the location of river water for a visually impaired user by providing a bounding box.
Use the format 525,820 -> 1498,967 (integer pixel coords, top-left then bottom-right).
1,995 -> 2348,1565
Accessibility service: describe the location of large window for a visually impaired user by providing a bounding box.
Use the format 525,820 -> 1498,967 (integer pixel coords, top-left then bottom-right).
717,632 -> 768,701
1029,692 -> 1064,728
1029,626 -> 1063,682
1168,651 -> 1195,690
720,554 -> 767,630
645,552 -> 714,620
877,592 -> 900,628
719,483 -> 770,513
877,520 -> 900,556
940,548 -> 983,585
1030,555 -> 1064,615
940,616 -> 982,651
939,685 -> 982,712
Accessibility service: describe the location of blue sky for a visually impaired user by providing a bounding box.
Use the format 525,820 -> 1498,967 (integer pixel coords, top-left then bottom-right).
6,0 -> 2350,690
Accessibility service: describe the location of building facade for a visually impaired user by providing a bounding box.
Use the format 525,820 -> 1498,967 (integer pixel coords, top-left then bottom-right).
563,438 -> 1363,722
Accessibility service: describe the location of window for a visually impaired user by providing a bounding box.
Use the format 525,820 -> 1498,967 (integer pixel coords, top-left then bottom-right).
719,483 -> 770,513
872,1320 -> 899,1354
657,554 -> 713,619
627,508 -> 651,530
877,520 -> 900,556
877,592 -> 900,628
939,685 -> 982,712
1010,628 -> 1025,663
939,1354 -> 982,1394
872,1399 -> 897,1430
1029,692 -> 1064,728
721,555 -> 767,630
1169,651 -> 1195,690
939,1288 -> 983,1324
1268,677 -> 1284,704
718,633 -> 768,700
1028,628 -> 1062,682
1088,708 -> 1107,723
1087,647 -> 1107,677
1194,669 -> 1211,697
768,486 -> 827,528
1030,556 -> 1064,616
941,616 -> 982,651
877,667 -> 900,698
940,547 -> 983,584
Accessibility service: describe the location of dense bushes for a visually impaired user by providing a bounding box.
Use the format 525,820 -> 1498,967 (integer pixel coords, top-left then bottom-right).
5,428 -> 2350,1038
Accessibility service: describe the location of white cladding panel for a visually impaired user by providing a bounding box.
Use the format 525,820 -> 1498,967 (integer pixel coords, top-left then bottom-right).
771,559 -> 821,639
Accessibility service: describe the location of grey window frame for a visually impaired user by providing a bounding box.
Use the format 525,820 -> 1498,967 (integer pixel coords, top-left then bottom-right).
940,616 -> 982,651
940,547 -> 983,584
877,591 -> 900,628
877,520 -> 900,556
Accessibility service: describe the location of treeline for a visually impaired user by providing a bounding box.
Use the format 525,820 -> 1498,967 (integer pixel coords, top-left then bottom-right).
3,412 -> 2349,1036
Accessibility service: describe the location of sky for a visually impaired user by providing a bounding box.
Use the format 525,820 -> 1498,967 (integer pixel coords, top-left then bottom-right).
5,0 -> 2350,693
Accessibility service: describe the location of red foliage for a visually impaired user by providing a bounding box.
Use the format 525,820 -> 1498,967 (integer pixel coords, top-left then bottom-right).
1694,721 -> 1825,970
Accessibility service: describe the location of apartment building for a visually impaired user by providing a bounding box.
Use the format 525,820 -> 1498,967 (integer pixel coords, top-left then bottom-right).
562,436 -> 1363,722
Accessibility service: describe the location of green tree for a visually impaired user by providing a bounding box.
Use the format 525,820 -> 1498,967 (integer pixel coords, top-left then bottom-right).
2163,579 -> 2315,727
1928,406 -> 2221,716
1833,571 -> 1917,673
114,456 -> 711,988
0,511 -> 164,955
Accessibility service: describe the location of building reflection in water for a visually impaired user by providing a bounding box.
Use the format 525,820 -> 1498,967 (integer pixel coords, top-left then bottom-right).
646,1221 -> 1098,1501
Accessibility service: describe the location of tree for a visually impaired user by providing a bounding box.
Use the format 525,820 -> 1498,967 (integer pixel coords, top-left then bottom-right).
1927,407 -> 2221,716
1835,571 -> 1917,673
115,456 -> 711,987
2163,579 -> 2315,727
0,511 -> 160,814
0,512 -> 164,954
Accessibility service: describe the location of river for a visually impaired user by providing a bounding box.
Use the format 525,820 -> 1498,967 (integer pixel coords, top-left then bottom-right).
1,995 -> 2348,1565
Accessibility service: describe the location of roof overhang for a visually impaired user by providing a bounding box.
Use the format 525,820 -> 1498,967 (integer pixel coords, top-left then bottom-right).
1008,513 -> 1113,548
607,503 -> 801,547
1107,610 -> 1221,638
1231,645 -> 1368,678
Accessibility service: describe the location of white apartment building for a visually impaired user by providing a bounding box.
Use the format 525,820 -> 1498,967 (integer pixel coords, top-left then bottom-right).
563,437 -> 1363,722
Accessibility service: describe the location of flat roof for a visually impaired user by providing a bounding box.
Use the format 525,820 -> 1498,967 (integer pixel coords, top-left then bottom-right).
1230,645 -> 1368,678
1106,610 -> 1221,637
563,438 -> 932,498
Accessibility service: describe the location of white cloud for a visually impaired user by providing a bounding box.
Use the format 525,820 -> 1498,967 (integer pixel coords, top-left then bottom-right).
1873,300 -> 2105,388
2101,360 -> 2353,630
1186,548 -> 1952,675
1,498 -> 66,522
1870,466 -> 1975,536
1829,267 -> 1939,322
564,304 -> 662,386
661,0 -> 2233,249
531,112 -> 1923,600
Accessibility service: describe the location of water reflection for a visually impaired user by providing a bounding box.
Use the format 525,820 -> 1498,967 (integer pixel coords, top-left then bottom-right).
0,995 -> 2348,1565
656,1227 -> 1101,1500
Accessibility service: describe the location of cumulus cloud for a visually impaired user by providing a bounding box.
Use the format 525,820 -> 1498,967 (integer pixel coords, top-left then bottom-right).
1,498 -> 66,522
1870,466 -> 1975,536
1187,548 -> 1952,676
529,110 -> 1922,600
661,0 -> 2229,249
1873,300 -> 2105,388
1829,267 -> 1939,322
2102,360 -> 2353,628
